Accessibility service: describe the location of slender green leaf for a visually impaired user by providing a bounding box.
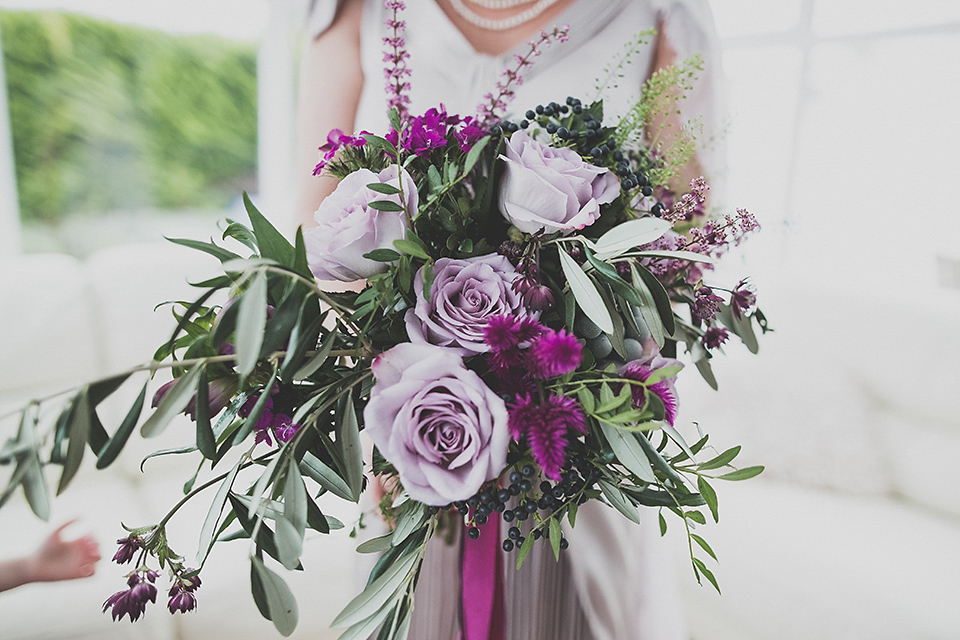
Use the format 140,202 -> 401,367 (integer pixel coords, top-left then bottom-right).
251,556 -> 299,636
698,476 -> 719,522
277,458 -> 308,570
368,199 -> 404,212
630,265 -> 665,346
338,394 -> 364,502
598,480 -> 641,524
141,364 -> 203,438
356,533 -> 395,555
245,193 -> 295,267
691,533 -> 717,560
294,330 -> 335,381
363,248 -> 402,262
166,236 -> 242,264
599,423 -> 655,483
593,217 -> 671,260
549,517 -> 562,561
558,247 -> 613,334
57,389 -> 91,495
693,557 -> 721,593
698,446 -> 741,471
88,372 -> 132,407
331,551 -> 419,628
516,529 -> 536,570
197,458 -> 242,564
97,381 -> 147,469
300,452 -> 355,502
659,512 -> 667,536
236,271 -> 268,378
232,365 -> 278,445
685,510 -> 707,525
390,504 -> 425,547
366,182 -> 401,195
631,249 -> 713,263
633,263 -> 675,336
195,369 -> 216,459
462,135 -> 490,175
718,466 -> 764,481
248,453 -> 284,519
393,239 -> 430,261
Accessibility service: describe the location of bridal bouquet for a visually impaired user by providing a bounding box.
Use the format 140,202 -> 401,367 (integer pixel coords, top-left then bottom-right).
1,4 -> 765,639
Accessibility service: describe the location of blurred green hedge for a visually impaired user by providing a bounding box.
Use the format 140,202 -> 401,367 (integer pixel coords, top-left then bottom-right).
1,11 -> 258,223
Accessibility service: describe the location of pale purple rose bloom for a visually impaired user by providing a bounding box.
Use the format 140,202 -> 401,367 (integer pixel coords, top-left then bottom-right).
405,253 -> 535,356
498,130 -> 620,235
364,343 -> 509,506
305,164 -> 415,281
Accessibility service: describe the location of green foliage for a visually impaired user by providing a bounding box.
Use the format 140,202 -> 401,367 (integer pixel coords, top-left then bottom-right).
0,10 -> 257,222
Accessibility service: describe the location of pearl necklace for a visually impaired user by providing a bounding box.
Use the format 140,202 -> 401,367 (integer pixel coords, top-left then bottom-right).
466,0 -> 535,8
449,0 -> 561,31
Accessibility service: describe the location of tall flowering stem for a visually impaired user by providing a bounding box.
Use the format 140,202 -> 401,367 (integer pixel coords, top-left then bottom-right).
383,1 -> 411,120
476,24 -> 570,126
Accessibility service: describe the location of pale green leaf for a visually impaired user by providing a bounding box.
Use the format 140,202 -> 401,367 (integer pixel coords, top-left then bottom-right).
558,248 -> 613,334
331,551 -> 419,628
593,217 -> 671,260
549,517 -> 562,561
197,459 -> 242,564
248,453 -> 285,519
251,556 -> 299,636
718,466 -> 764,481
236,271 -> 268,378
598,480 -> 641,524
300,451 -> 355,502
599,422 -> 655,483
356,533 -> 395,554
339,394 -> 364,502
141,364 -> 203,438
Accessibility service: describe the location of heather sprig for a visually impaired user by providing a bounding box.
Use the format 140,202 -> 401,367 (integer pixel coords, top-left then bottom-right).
476,24 -> 570,125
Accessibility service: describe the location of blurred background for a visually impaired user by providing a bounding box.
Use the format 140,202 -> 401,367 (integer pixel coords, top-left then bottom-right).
0,1 -> 958,639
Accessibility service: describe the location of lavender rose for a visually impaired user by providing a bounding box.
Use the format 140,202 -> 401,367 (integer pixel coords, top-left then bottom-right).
405,253 -> 534,355
305,164 -> 416,281
498,130 -> 620,235
364,343 -> 509,505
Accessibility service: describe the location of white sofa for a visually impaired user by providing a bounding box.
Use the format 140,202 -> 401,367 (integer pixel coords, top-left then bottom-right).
1,243 -> 958,640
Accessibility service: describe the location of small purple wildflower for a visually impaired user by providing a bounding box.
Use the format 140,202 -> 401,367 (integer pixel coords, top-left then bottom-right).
312,129 -> 367,175
512,275 -> 555,311
702,326 -> 730,350
167,571 -> 201,614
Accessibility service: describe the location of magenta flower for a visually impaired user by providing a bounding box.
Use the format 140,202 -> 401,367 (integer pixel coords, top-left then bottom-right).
526,329 -> 582,379
167,571 -> 201,614
483,314 -> 543,352
508,394 -> 586,481
620,354 -> 683,426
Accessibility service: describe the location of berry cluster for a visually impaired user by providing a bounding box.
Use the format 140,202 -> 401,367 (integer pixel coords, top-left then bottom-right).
431,459 -> 602,554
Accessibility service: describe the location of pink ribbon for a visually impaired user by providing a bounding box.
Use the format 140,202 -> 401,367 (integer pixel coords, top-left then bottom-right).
461,516 -> 505,640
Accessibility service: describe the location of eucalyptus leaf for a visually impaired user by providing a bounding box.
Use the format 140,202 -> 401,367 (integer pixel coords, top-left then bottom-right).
57,389 -> 91,495
558,248 -> 613,334
97,381 -> 147,469
599,422 -> 655,483
331,551 -> 419,628
390,504 -> 425,547
236,271 -> 268,378
197,459 -> 241,564
300,452 -> 355,502
251,556 -> 299,636
598,480 -> 641,524
338,393 -> 364,502
593,218 -> 671,260
356,533 -> 395,555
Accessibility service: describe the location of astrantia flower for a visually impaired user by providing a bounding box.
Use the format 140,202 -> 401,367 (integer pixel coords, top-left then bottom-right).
620,354 -> 684,426
508,394 -> 586,481
112,535 -> 142,565
103,571 -> 158,622
691,286 -> 723,323
730,279 -> 757,319
702,326 -> 730,350
527,329 -> 582,379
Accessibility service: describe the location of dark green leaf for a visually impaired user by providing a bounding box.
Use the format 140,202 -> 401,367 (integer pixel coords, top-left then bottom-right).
684,510 -> 706,525
299,451 -> 354,501
245,192 -> 295,267
633,263 -> 675,336
292,226 -> 312,279
366,182 -> 401,195
393,239 -> 430,261
198,461 -> 241,563
57,389 -> 91,495
166,236 -> 243,264
367,199 -> 404,212
691,533 -> 717,561
88,372 -> 132,407
195,369 -> 216,460
260,289 -> 303,358
658,512 -> 667,536
222,221 -> 259,252
693,557 -> 721,593
236,271 -> 268,378
516,530 -> 536,570
549,517 -> 563,560
363,248 -> 402,262
462,135 -> 490,175
338,393 -> 364,502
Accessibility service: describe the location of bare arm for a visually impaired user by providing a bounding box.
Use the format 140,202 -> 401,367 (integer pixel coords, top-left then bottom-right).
295,0 -> 366,229
0,522 -> 100,593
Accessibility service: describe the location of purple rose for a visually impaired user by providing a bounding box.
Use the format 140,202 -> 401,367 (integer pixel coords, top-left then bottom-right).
364,343 -> 509,505
498,130 -> 620,235
405,253 -> 534,356
305,164 -> 415,281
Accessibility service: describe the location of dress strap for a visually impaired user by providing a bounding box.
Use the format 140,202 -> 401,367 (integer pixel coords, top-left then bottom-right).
306,0 -> 348,39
